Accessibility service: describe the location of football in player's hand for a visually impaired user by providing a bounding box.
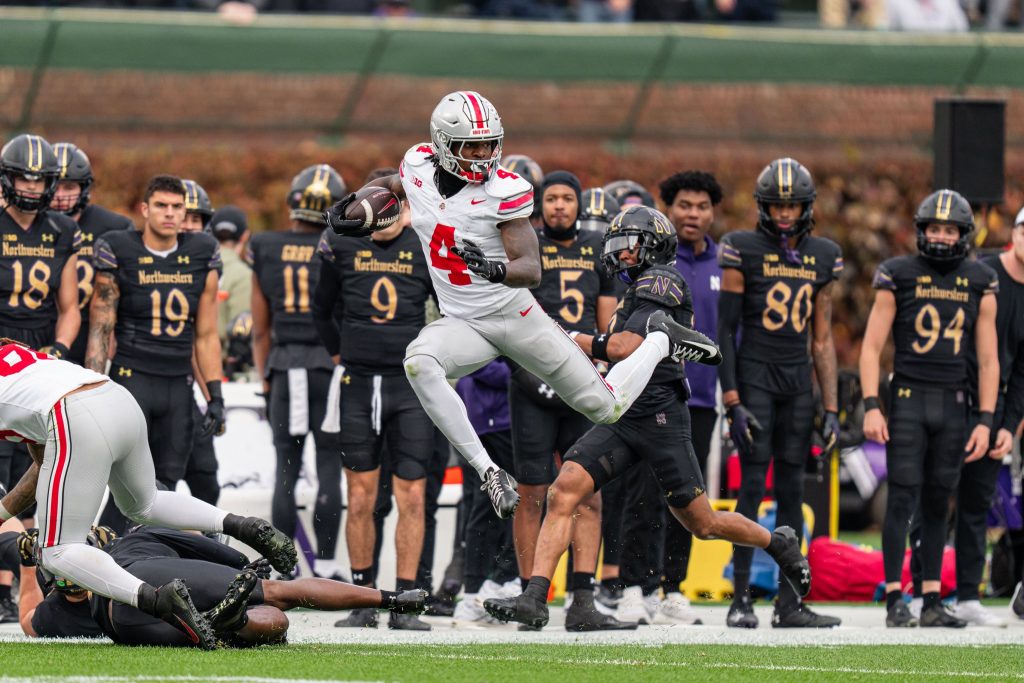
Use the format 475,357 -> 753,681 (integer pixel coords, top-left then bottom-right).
344,186 -> 402,233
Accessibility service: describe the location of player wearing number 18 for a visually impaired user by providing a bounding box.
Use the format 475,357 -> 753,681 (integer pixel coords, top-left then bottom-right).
86,175 -> 225,496
859,189 -> 999,629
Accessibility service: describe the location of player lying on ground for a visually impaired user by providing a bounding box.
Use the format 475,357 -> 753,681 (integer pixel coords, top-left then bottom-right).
13,525 -> 426,646
0,340 -> 298,649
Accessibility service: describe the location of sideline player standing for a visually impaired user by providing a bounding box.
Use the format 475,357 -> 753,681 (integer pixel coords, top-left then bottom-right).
325,91 -> 715,518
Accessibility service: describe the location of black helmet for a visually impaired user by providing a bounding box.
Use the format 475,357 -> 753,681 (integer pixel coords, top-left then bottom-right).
579,188 -> 620,234
754,157 -> 816,239
181,179 -> 214,226
288,164 -> 346,224
52,142 -> 94,215
914,189 -> 974,264
603,179 -> 655,209
1,134 -> 59,213
601,205 -> 677,283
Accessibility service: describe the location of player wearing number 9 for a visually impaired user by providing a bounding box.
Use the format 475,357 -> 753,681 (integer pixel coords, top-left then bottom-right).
0,134 -> 83,525
716,158 -> 843,629
86,175 -> 224,515
859,189 -> 999,628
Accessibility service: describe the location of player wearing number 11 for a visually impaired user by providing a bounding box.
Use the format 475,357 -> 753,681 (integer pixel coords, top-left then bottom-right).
859,189 -> 998,628
86,175 -> 224,496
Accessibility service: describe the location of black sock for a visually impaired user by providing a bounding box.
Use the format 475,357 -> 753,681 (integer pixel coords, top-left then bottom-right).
465,576 -> 485,595
0,585 -> 11,601
524,577 -> 550,603
379,590 -> 398,609
923,591 -> 942,611
137,584 -> 158,615
886,590 -> 903,611
572,572 -> 595,592
222,513 -> 247,538
396,578 -> 416,592
351,566 -> 375,588
520,576 -> 530,592
765,531 -> 788,558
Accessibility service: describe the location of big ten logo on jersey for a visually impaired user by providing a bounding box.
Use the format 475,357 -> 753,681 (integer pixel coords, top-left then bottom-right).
353,249 -> 415,276
281,244 -> 315,263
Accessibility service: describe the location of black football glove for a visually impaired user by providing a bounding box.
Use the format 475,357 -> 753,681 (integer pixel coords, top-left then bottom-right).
726,403 -> 763,459
243,557 -> 272,580
38,342 -> 69,360
17,529 -> 37,567
323,193 -> 374,238
449,239 -> 507,283
821,410 -> 841,453
201,380 -> 227,438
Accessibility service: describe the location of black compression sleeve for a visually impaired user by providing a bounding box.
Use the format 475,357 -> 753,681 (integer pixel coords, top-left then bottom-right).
717,290 -> 743,394
1002,340 -> 1024,433
311,264 -> 342,357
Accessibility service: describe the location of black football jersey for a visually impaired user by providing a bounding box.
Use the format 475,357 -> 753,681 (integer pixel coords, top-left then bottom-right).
873,254 -> 997,387
719,230 -> 843,365
608,264 -> 693,416
249,230 -> 326,349
75,204 -> 134,312
0,209 -> 80,330
318,228 -> 433,375
532,230 -> 615,334
94,230 -> 222,376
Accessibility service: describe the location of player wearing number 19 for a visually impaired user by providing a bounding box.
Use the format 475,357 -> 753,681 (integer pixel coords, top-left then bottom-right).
717,158 -> 842,629
860,189 -> 999,629
250,164 -> 346,579
86,175 -> 225,494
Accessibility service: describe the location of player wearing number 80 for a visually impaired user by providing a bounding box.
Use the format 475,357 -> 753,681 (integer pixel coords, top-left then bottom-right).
718,158 -> 842,628
86,175 -> 224,497
859,189 -> 999,628
326,91 -> 695,520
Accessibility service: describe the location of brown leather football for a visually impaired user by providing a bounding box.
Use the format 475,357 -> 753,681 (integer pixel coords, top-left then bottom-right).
343,186 -> 402,232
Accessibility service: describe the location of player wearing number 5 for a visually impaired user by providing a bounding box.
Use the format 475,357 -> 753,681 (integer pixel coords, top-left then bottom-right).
250,164 -> 346,580
86,175 -> 225,497
324,91 -> 712,520
718,158 -> 842,629
860,189 -> 999,628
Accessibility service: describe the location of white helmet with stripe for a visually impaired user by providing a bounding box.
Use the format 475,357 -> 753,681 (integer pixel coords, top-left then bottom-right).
429,91 -> 504,184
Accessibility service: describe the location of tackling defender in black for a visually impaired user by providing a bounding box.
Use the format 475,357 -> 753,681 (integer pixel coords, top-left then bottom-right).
860,189 -> 999,628
87,175 -> 226,511
251,164 -> 345,582
50,142 -> 134,366
312,186 -> 436,630
508,170 -> 624,630
485,206 -> 810,630
717,158 -> 842,629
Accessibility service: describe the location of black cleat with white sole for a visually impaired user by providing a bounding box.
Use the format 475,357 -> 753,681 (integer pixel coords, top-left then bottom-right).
646,310 -> 722,366
727,595 -> 759,629
482,467 -> 519,519
483,593 -> 549,629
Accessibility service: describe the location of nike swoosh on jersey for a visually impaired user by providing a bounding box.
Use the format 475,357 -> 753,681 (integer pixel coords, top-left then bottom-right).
519,305 -> 533,317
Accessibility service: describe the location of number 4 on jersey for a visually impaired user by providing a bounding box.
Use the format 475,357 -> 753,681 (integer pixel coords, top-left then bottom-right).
429,224 -> 471,286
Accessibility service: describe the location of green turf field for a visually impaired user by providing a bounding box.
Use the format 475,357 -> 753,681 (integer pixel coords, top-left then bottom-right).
2,642 -> 1022,682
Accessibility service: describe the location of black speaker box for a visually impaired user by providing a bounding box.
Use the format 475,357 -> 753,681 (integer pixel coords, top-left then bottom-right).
934,99 -> 1005,205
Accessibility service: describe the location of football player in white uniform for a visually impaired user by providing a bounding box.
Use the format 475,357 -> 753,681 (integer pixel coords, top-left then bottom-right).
0,340 -> 297,649
325,91 -> 720,519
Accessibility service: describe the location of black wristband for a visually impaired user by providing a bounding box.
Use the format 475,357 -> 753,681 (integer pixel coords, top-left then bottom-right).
206,379 -> 223,403
591,333 -> 610,362
978,411 -> 994,429
487,261 -> 507,284
863,396 -> 881,412
51,342 -> 70,359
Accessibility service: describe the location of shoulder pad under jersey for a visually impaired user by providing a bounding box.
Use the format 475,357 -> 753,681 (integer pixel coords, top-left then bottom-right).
634,265 -> 688,308
403,143 -> 436,169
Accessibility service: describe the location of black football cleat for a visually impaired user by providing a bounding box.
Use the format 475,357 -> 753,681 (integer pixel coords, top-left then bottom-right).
767,526 -> 811,598
484,593 -> 549,629
154,579 -> 218,650
565,594 -> 639,632
392,589 -> 428,615
424,593 -> 455,617
388,612 -> 432,631
482,468 -> 520,519
886,601 -> 918,628
0,597 -> 18,624
1011,582 -> 1024,620
772,603 -> 841,628
335,607 -> 378,628
646,310 -> 722,366
920,603 -> 967,628
231,517 -> 298,575
203,570 -> 258,635
726,595 -> 759,629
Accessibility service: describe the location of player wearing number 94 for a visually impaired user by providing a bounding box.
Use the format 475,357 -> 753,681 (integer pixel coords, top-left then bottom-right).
86,175 -> 225,499
324,91 -> 714,520
859,189 -> 999,629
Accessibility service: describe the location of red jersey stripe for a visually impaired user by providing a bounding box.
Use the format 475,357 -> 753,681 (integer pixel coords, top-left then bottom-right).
498,191 -> 533,213
45,401 -> 70,547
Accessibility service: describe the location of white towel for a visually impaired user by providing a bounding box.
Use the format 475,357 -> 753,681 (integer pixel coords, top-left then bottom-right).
321,365 -> 346,433
287,368 -> 309,436
370,374 -> 383,436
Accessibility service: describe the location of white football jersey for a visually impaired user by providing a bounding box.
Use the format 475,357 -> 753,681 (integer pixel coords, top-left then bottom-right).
400,143 -> 534,319
0,344 -> 107,444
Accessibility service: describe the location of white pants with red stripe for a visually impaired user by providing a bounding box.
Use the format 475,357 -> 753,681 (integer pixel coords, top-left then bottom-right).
36,380 -> 226,606
403,289 -> 669,478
